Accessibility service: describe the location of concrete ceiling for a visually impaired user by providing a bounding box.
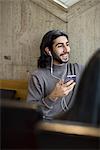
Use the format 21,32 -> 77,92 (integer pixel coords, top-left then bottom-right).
52,0 -> 81,8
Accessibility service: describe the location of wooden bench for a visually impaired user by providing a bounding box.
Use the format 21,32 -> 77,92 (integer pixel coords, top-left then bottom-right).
0,80 -> 28,100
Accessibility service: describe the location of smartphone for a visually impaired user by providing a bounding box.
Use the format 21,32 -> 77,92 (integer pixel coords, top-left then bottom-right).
64,75 -> 76,83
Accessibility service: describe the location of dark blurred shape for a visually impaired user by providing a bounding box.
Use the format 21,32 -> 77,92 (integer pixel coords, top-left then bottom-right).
1,100 -> 43,149
4,55 -> 11,60
0,89 -> 16,100
54,48 -> 100,127
36,120 -> 100,149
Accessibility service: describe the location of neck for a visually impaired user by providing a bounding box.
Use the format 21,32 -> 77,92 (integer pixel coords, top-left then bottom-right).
53,60 -> 68,65
53,60 -> 61,65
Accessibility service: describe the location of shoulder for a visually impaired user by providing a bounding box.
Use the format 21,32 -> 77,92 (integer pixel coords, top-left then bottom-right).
67,62 -> 84,76
70,63 -> 84,71
74,63 -> 84,71
30,68 -> 49,81
31,68 -> 46,76
28,69 -> 45,85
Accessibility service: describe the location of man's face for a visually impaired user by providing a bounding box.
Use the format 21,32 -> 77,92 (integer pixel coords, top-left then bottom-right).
51,36 -> 70,64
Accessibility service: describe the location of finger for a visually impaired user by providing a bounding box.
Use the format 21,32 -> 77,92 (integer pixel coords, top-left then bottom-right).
64,80 -> 75,86
65,82 -> 76,91
64,85 -> 75,95
68,82 -> 76,89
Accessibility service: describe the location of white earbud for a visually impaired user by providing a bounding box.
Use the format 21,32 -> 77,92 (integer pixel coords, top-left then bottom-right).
48,51 -> 52,56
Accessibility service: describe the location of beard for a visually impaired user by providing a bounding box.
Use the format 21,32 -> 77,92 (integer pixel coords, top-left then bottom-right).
51,51 -> 69,64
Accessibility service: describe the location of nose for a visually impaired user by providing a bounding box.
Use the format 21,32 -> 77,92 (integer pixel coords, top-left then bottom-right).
63,45 -> 70,53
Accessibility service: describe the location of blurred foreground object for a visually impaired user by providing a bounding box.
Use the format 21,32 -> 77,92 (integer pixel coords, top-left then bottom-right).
1,100 -> 43,149
36,120 -> 100,149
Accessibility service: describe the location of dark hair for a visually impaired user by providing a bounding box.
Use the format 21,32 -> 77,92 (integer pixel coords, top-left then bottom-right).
56,49 -> 100,127
38,30 -> 69,68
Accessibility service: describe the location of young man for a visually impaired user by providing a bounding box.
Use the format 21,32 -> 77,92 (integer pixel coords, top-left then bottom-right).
27,30 -> 83,119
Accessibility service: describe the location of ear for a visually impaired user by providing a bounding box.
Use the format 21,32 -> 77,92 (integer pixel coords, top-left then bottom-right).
44,47 -> 51,56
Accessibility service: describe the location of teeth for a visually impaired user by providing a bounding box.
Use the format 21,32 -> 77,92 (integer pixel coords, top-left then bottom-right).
62,55 -> 67,57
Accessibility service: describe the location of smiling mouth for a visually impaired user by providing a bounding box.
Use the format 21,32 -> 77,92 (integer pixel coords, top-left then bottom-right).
60,53 -> 69,61
60,52 -> 69,56
61,54 -> 68,58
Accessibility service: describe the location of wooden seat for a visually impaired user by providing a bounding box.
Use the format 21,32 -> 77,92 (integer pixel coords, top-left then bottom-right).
0,80 -> 28,100
36,120 -> 100,149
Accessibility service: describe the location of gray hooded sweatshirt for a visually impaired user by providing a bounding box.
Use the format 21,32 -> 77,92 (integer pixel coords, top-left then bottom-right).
27,63 -> 83,119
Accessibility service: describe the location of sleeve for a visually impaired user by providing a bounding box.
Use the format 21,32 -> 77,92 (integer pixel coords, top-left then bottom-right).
27,74 -> 55,113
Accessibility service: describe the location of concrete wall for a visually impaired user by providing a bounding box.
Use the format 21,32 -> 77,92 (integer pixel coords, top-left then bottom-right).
0,0 -> 67,79
0,0 -> 100,80
67,0 -> 100,64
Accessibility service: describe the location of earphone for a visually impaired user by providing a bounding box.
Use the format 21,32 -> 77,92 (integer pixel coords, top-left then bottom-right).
44,47 -> 52,57
48,51 -> 52,56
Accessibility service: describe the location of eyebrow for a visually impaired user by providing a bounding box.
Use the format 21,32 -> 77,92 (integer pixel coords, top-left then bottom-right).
55,41 -> 69,47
